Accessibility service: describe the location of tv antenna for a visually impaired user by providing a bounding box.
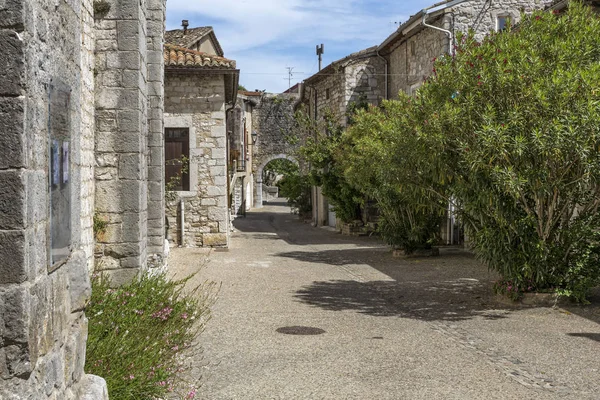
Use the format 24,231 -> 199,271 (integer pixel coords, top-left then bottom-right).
284,67 -> 303,89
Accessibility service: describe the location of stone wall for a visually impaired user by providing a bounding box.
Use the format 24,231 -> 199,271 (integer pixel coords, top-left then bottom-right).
164,72 -> 229,247
251,94 -> 299,208
146,0 -> 167,268
94,0 -> 168,283
0,0 -> 106,397
387,0 -> 553,97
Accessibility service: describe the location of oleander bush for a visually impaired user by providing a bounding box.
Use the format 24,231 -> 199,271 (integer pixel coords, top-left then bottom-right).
341,2 -> 600,300
85,272 -> 217,399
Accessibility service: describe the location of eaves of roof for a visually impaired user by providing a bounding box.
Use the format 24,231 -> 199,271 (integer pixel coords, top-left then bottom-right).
378,7 -> 446,53
303,45 -> 379,86
164,44 -> 236,69
165,26 -> 225,57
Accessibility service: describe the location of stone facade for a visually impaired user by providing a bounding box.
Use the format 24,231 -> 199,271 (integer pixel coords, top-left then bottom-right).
299,47 -> 386,227
0,0 -> 107,397
251,94 -> 299,208
164,73 -> 233,247
93,0 -> 168,283
229,93 -> 258,217
381,0 -> 554,98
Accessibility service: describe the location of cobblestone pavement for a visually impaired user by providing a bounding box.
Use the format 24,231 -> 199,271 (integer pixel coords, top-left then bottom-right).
168,199 -> 600,400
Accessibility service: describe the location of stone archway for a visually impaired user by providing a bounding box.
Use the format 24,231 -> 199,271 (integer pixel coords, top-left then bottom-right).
254,154 -> 298,208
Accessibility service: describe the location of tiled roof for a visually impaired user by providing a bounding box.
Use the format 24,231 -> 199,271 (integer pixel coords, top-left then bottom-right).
165,26 -> 224,57
164,44 -> 236,69
238,91 -> 263,96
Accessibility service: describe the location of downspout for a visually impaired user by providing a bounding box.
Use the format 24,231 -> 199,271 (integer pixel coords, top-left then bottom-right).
422,12 -> 453,55
375,51 -> 388,100
420,0 -> 471,56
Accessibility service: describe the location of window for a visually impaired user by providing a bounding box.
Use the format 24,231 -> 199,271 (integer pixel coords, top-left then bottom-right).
325,88 -> 330,100
497,15 -> 511,31
165,128 -> 190,191
410,41 -> 416,56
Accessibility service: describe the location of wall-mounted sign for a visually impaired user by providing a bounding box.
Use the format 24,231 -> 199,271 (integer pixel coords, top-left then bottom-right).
49,83 -> 72,269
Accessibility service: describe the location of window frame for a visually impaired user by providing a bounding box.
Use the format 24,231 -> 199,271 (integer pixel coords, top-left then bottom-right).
165,127 -> 191,192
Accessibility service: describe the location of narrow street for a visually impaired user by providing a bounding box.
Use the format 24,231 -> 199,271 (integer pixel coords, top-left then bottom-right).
170,199 -> 600,400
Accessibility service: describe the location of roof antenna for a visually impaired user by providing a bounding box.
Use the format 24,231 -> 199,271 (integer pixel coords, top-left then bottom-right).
182,20 -> 189,35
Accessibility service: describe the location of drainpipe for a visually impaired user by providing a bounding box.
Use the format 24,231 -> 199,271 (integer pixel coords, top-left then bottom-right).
375,50 -> 388,100
421,0 -> 470,55
180,199 -> 185,246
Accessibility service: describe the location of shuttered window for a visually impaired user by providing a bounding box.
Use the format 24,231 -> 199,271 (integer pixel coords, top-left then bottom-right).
165,128 -> 190,191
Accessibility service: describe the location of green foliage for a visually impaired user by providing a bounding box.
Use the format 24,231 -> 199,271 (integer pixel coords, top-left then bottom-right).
262,158 -> 298,186
294,102 -> 369,223
165,155 -> 189,202
418,2 -> 600,300
238,84 -> 248,91
278,173 -> 312,217
93,214 -> 108,241
342,98 -> 447,252
85,272 -> 217,399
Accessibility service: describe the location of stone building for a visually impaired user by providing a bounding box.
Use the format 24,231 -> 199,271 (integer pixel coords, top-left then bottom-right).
229,92 -> 259,217
163,40 -> 239,247
298,47 -> 386,227
378,0 -> 555,98
1,0 -> 167,397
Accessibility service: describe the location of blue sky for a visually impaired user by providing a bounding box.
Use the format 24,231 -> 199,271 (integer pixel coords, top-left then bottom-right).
166,0 -> 434,93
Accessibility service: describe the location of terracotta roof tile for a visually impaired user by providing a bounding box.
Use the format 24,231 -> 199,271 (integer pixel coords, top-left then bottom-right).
164,44 -> 236,69
165,26 -> 224,57
238,91 -> 263,96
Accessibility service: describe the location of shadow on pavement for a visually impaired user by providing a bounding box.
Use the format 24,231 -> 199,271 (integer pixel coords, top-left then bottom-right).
566,332 -> 600,342
293,278 -> 510,322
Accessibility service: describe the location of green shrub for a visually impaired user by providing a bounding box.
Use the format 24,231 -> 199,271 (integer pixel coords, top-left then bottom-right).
421,2 -> 600,300
85,272 -> 217,399
342,99 -> 447,253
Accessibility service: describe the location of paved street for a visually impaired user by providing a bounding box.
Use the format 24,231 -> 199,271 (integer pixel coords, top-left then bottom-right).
169,199 -> 600,400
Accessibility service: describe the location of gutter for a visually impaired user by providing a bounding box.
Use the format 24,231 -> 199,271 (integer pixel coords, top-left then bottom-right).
421,0 -> 470,55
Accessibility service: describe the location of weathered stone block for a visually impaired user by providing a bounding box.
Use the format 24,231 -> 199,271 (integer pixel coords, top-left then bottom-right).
202,233 -> 227,247
96,87 -> 141,110
102,268 -> 139,286
118,153 -> 142,180
0,97 -> 24,169
67,251 -> 91,313
78,374 -> 109,400
0,0 -> 24,30
0,170 -> 25,230
2,284 -> 31,344
106,51 -> 141,70
116,109 -> 141,132
4,344 -> 31,378
117,20 -> 140,51
0,230 -> 26,284
0,30 -> 24,96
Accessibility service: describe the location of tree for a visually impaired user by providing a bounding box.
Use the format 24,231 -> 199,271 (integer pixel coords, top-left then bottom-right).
420,2 -> 600,300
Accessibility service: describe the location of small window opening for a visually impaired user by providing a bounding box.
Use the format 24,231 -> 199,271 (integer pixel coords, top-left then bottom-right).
165,128 -> 190,191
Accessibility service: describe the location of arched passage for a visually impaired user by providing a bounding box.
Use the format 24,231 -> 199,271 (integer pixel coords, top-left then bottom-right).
254,154 -> 298,208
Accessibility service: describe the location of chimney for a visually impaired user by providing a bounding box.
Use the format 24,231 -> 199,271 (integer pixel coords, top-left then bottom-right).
182,20 -> 189,35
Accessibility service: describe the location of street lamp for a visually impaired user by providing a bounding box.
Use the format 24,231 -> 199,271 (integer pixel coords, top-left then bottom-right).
251,131 -> 258,144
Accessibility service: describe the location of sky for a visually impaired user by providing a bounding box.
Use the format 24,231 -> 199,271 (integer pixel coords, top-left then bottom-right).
166,0 -> 434,94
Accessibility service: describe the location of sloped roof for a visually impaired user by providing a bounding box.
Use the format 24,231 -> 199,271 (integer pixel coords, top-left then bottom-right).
238,91 -> 263,96
165,26 -> 225,57
164,44 -> 236,69
303,45 -> 379,85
